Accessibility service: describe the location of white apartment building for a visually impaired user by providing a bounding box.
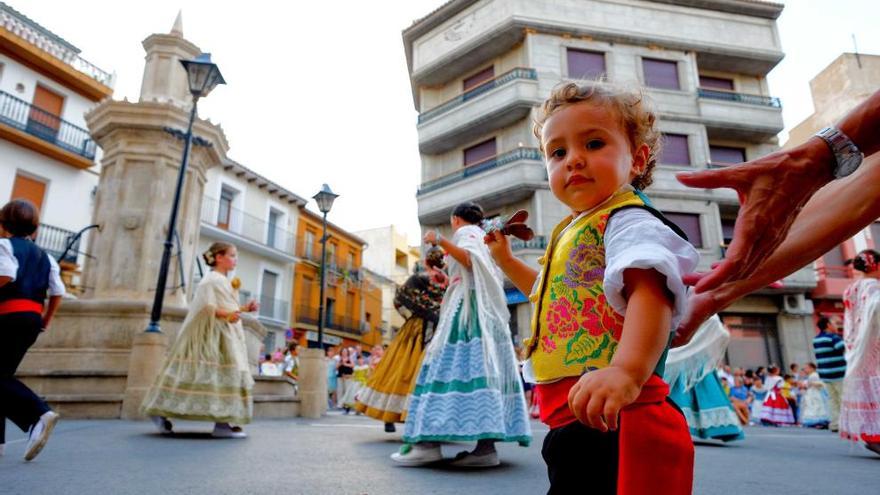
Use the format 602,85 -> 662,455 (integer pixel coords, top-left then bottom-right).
0,2 -> 113,285
199,159 -> 306,354
404,0 -> 818,368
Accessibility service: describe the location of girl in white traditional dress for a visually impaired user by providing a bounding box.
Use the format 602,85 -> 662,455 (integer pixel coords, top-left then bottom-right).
841,250 -> 880,455
142,242 -> 258,438
799,362 -> 830,429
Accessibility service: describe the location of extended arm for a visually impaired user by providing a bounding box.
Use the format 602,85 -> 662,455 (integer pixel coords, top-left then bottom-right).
677,89 -> 880,292
484,230 -> 538,295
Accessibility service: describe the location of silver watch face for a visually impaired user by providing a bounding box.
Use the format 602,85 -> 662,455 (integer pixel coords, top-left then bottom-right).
837,150 -> 862,178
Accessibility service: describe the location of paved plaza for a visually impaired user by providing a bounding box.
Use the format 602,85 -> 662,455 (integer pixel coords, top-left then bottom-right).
2,412 -> 879,494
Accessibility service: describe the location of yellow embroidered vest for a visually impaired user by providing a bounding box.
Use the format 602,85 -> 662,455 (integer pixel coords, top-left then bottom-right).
524,191 -> 646,383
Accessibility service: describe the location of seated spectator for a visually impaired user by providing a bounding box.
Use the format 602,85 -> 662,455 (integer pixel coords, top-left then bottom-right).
729,376 -> 751,425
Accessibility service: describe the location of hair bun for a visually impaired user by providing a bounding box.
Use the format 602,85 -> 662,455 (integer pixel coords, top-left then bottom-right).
202,250 -> 216,267
452,202 -> 484,225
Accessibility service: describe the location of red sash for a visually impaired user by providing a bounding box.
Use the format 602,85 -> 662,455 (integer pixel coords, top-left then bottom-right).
0,299 -> 43,315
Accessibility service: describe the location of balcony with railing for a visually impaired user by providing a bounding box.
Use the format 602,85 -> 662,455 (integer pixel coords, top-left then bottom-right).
813,265 -> 854,299
697,88 -> 784,141
34,223 -> 80,263
294,305 -> 367,337
0,90 -> 97,162
0,4 -> 113,88
201,196 -> 296,261
417,147 -> 546,225
417,68 -> 540,154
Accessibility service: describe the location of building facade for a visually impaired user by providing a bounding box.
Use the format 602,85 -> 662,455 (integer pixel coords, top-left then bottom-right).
405,0 -> 817,367
355,225 -> 421,339
293,208 -> 383,350
198,158 -> 306,355
0,2 -> 113,289
785,52 -> 880,323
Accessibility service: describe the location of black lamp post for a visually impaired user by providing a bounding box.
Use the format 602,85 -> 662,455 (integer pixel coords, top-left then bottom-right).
312,184 -> 339,348
146,53 -> 225,333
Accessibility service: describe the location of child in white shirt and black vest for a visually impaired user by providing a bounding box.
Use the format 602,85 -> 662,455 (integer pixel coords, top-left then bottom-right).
0,199 -> 65,461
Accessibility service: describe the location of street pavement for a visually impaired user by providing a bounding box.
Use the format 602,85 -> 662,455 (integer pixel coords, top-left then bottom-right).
2,412 -> 878,494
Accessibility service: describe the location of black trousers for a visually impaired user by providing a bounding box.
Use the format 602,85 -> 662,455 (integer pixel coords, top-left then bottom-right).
0,312 -> 51,444
542,420 -> 619,495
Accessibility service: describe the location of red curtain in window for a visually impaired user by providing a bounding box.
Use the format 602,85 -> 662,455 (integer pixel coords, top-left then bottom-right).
663,212 -> 703,248
567,49 -> 605,80
643,58 -> 680,90
660,134 -> 690,166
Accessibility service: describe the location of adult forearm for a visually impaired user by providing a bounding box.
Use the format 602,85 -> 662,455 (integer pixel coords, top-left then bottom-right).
714,153 -> 880,305
838,89 -> 880,157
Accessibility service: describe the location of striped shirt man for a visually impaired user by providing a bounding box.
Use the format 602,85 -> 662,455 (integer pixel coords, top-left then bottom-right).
812,330 -> 846,381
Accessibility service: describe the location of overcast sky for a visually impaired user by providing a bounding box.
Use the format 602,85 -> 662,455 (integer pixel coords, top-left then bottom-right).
14,1 -> 880,243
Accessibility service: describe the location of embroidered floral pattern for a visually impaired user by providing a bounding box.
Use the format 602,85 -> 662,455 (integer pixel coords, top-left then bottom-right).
547,298 -> 579,339
563,243 -> 605,288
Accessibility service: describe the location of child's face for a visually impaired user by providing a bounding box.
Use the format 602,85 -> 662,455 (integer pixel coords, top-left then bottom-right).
541,102 -> 648,214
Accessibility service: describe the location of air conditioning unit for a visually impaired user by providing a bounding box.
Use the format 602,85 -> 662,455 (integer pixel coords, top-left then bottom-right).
782,293 -> 814,315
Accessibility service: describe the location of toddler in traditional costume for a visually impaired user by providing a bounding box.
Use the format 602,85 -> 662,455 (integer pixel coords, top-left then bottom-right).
487,82 -> 698,494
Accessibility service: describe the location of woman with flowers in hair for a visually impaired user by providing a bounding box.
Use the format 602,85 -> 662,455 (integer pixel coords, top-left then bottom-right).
142,242 -> 259,439
840,249 -> 880,455
356,245 -> 447,432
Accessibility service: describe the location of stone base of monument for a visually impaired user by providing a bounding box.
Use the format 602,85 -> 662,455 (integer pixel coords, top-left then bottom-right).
16,299 -> 299,419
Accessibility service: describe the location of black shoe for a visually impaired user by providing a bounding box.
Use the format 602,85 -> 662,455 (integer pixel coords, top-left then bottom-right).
384,422 -> 396,433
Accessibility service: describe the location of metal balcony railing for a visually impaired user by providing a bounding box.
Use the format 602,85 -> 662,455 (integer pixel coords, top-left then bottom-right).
511,235 -> 548,251
417,147 -> 543,196
418,67 -> 538,124
697,88 -> 781,108
294,305 -> 367,335
201,196 -> 296,253
0,5 -> 113,86
0,90 -> 96,160
34,223 -> 80,263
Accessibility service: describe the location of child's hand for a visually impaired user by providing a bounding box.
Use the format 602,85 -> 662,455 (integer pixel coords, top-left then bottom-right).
568,367 -> 642,432
484,230 -> 513,263
423,230 -> 439,245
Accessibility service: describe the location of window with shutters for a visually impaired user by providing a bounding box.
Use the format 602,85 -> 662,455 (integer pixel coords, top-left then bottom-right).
567,49 -> 606,80
699,75 -> 734,90
663,212 -> 703,248
463,138 -> 497,167
660,134 -> 691,166
463,66 -> 495,92
709,146 -> 746,166
642,58 -> 680,90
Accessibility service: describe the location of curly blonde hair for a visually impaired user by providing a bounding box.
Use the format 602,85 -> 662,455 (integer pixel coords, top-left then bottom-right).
532,81 -> 661,190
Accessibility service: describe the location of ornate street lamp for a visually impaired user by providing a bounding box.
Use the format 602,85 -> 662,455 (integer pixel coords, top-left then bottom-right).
312,184 -> 338,348
146,53 -> 225,333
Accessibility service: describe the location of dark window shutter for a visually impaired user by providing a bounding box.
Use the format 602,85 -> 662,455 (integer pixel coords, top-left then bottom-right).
709,146 -> 746,165
699,76 -> 735,90
663,212 -> 703,248
823,245 -> 846,268
567,49 -> 606,80
660,134 -> 691,166
643,58 -> 680,90
463,138 -> 497,167
463,66 -> 495,92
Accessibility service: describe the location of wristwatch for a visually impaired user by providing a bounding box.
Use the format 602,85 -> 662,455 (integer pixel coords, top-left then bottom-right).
815,127 -> 863,178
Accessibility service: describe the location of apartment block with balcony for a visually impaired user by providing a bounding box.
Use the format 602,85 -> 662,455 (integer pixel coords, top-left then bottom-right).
355,225 -> 421,340
784,53 -> 880,323
0,2 -> 114,291
405,0 -> 817,366
293,208 -> 383,350
199,158 -> 306,354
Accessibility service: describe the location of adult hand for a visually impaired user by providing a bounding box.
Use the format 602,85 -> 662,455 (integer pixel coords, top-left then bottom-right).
672,288 -> 730,346
676,140 -> 833,293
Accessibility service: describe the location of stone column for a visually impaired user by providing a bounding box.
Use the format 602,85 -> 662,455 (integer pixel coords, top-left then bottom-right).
121,331 -> 169,419
298,348 -> 328,418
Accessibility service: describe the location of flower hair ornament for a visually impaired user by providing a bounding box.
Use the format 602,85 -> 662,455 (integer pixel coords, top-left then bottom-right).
202,249 -> 216,266
846,250 -> 880,273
